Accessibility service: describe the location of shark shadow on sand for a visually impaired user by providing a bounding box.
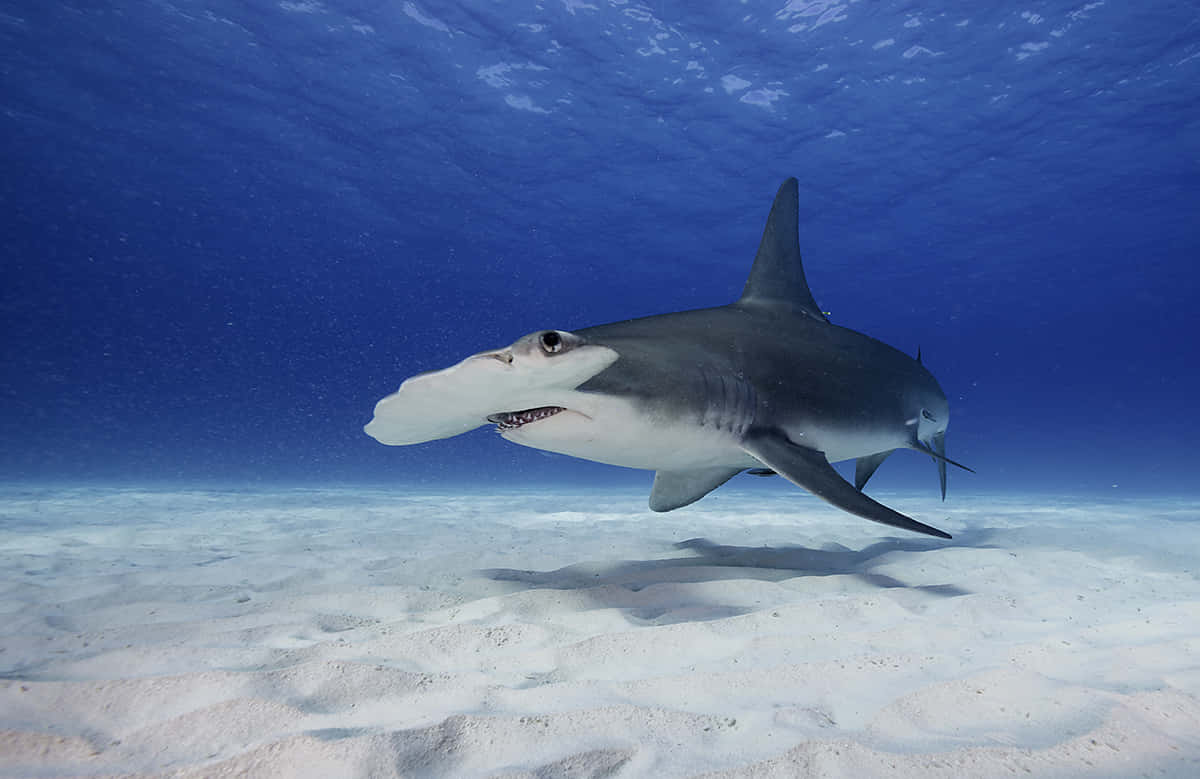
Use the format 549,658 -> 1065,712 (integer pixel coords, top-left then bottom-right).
481,527 -> 998,624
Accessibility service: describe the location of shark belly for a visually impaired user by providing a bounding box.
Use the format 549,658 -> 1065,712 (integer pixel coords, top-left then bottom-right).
500,392 -> 756,472
787,422 -> 912,464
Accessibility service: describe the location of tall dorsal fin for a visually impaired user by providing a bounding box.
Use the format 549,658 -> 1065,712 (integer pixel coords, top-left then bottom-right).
737,177 -> 828,322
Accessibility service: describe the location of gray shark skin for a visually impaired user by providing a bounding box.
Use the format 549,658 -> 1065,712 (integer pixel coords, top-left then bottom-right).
365,178 -> 971,538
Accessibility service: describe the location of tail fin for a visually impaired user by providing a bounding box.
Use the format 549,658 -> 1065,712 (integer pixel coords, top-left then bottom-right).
911,433 -> 974,500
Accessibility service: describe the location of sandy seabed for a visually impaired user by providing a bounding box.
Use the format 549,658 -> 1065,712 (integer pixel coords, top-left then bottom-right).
0,485 -> 1198,778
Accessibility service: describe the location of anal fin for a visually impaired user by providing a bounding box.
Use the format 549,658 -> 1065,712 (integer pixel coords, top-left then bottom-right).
649,467 -> 743,512
854,449 -> 895,491
742,429 -> 951,539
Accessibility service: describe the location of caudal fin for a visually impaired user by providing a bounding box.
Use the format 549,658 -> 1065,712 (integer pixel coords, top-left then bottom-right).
911,433 -> 974,500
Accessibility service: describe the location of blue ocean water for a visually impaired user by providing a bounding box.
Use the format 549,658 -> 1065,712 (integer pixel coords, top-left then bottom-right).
2,1 -> 1197,498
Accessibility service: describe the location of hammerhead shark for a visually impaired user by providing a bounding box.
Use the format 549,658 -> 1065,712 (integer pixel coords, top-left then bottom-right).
365,178 -> 970,538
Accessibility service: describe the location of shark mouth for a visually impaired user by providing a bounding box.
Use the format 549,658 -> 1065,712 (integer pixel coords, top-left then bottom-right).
487,406 -> 566,431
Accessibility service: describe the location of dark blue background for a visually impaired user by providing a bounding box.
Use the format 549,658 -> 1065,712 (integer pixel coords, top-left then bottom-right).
2,1 -> 1197,496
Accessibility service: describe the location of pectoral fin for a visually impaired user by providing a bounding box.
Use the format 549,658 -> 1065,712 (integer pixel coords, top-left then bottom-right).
649,467 -> 743,512
742,429 -> 951,539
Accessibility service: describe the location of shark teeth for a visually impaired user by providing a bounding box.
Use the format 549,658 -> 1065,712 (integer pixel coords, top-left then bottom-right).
487,406 -> 566,431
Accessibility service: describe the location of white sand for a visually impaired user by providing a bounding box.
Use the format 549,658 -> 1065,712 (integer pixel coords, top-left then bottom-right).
1,485 -> 1198,778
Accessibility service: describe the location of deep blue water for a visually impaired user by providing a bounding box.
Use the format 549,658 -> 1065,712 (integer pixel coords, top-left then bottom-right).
2,1 -> 1198,497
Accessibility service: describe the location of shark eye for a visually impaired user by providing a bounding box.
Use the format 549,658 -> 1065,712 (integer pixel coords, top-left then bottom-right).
922,409 -> 936,422
540,331 -> 563,354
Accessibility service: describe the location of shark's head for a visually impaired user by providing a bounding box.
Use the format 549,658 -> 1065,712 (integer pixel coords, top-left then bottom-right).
363,329 -> 618,446
481,329 -> 617,437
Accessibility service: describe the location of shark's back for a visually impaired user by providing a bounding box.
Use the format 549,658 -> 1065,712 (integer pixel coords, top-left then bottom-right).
576,304 -> 941,446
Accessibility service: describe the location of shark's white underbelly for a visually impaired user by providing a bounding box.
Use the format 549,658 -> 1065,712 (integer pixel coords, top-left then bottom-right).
785,423 -> 912,465
501,392 -> 758,471
500,391 -> 907,471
